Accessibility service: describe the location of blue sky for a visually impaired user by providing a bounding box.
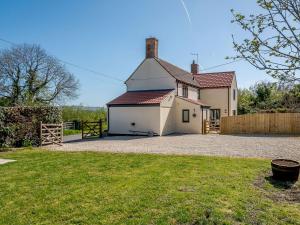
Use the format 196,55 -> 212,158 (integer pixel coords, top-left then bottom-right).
0,0 -> 273,107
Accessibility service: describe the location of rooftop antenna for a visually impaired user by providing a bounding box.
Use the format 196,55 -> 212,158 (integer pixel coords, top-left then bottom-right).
190,53 -> 199,64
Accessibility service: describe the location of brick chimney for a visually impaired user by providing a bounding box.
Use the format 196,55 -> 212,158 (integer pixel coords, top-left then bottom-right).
191,60 -> 199,74
146,37 -> 158,58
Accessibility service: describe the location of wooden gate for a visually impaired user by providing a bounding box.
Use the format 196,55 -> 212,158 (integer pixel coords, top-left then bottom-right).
40,122 -> 63,146
81,120 -> 103,139
63,121 -> 75,130
203,119 -> 210,134
209,120 -> 220,133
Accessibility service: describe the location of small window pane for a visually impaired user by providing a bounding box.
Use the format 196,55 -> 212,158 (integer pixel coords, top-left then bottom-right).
182,110 -> 190,123
233,89 -> 236,100
182,85 -> 188,98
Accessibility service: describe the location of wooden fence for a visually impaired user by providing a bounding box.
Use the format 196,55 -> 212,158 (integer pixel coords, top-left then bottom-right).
63,121 -> 75,130
220,113 -> 300,135
40,122 -> 63,146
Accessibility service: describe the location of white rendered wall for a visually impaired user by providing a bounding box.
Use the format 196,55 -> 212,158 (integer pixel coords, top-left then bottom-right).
109,106 -> 160,135
174,97 -> 202,134
126,58 -> 177,91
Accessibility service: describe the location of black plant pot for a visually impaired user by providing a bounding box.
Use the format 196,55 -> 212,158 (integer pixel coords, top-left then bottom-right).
271,159 -> 300,181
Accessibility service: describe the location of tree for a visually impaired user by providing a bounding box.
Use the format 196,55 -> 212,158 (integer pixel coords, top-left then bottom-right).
282,83 -> 300,108
231,0 -> 300,83
238,81 -> 299,114
237,88 -> 256,114
251,82 -> 283,109
0,44 -> 79,106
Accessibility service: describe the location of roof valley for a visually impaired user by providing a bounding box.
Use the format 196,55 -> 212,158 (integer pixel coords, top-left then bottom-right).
154,58 -> 234,89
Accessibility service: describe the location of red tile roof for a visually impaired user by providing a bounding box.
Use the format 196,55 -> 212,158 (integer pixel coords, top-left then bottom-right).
155,58 -> 201,88
126,57 -> 235,89
107,90 -> 173,105
155,58 -> 234,89
194,71 -> 235,88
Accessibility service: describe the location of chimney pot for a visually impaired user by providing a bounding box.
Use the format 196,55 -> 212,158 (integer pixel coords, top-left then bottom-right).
146,37 -> 158,58
191,60 -> 199,74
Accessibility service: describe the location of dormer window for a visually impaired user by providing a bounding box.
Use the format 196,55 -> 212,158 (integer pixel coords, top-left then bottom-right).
182,85 -> 188,98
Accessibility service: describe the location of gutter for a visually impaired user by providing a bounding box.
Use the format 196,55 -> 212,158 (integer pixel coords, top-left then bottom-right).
107,103 -> 160,107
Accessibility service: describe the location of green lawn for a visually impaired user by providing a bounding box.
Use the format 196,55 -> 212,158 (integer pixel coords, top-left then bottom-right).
63,129 -> 81,136
0,150 -> 299,225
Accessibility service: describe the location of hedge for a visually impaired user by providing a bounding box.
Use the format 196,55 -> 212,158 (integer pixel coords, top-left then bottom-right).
0,106 -> 62,147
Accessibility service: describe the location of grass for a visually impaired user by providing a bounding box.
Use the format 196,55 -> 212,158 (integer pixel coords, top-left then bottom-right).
0,150 -> 299,225
63,123 -> 108,136
63,129 -> 81,136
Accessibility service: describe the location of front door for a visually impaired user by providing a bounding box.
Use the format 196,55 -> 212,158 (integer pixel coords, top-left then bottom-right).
210,109 -> 220,132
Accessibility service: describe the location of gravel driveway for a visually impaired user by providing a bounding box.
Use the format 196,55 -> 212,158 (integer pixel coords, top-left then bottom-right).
48,134 -> 300,160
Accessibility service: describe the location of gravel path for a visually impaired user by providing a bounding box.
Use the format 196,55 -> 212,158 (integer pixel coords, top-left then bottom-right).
48,134 -> 300,160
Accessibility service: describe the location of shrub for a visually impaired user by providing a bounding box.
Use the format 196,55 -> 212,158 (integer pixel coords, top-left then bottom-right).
0,106 -> 62,147
62,106 -> 106,122
62,106 -> 107,131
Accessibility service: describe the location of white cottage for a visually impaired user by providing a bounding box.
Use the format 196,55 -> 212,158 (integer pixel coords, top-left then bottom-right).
107,38 -> 238,136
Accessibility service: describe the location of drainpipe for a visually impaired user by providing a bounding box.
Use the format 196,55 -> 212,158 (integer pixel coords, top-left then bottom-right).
227,88 -> 230,116
201,106 -> 204,134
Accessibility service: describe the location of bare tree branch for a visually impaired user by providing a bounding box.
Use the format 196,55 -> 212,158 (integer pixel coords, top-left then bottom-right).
0,44 -> 79,106
230,0 -> 300,83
